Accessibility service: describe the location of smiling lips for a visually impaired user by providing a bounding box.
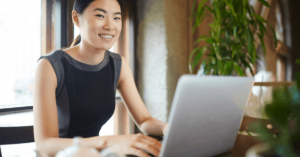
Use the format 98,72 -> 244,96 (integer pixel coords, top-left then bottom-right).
99,34 -> 114,40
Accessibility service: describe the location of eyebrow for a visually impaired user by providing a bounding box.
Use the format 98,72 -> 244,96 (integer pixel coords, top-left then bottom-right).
93,8 -> 122,15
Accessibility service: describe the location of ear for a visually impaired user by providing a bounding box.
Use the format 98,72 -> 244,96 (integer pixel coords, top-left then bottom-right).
72,10 -> 80,28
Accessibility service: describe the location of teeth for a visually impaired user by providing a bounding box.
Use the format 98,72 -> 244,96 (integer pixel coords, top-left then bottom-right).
100,34 -> 113,39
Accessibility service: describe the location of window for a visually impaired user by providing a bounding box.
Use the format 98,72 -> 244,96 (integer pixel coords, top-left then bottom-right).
0,1 -> 41,156
0,0 -> 41,109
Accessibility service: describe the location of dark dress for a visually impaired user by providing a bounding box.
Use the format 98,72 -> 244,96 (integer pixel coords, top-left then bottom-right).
39,50 -> 122,138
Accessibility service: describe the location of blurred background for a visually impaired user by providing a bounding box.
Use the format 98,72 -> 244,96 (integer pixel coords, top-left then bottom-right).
0,0 -> 300,156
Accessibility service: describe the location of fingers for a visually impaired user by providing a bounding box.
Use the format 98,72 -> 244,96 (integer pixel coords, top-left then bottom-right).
136,133 -> 161,151
138,133 -> 162,150
133,142 -> 159,157
127,148 -> 152,157
140,137 -> 161,151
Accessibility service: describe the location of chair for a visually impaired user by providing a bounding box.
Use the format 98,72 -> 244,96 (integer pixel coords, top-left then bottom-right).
0,126 -> 34,157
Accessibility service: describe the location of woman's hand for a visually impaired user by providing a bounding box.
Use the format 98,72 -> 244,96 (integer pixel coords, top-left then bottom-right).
102,133 -> 161,157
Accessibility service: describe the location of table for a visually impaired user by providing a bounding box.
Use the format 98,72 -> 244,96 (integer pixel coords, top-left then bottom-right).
0,111 -> 261,157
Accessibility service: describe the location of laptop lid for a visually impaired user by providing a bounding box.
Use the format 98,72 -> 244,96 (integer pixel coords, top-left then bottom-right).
160,75 -> 254,157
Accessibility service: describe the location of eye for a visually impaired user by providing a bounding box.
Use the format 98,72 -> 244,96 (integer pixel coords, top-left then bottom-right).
96,14 -> 104,18
114,17 -> 121,20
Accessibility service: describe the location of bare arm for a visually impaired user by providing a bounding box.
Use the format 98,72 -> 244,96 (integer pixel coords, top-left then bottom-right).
33,59 -> 161,157
117,56 -> 168,136
33,59 -> 107,156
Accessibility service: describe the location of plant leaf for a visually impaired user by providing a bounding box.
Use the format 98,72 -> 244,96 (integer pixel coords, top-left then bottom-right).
258,0 -> 270,7
195,7 -> 206,28
256,18 -> 268,36
198,12 -> 206,26
205,5 -> 216,16
191,0 -> 198,17
253,14 -> 267,23
194,35 -> 207,44
266,21 -> 278,48
197,0 -> 208,13
192,47 -> 207,71
189,47 -> 200,73
222,61 -> 232,75
192,0 -> 208,33
245,131 -> 253,136
233,62 -> 244,76
248,65 -> 255,77
247,27 -> 254,57
225,1 -> 237,20
205,38 -> 215,44
250,6 -> 255,16
257,33 -> 266,53
233,27 -> 238,42
222,56 -> 231,61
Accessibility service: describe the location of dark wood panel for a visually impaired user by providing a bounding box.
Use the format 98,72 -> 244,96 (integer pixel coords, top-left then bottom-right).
0,106 -> 33,114
0,126 -> 34,145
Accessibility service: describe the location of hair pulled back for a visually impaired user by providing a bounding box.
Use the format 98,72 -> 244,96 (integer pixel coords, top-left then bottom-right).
70,0 -> 122,47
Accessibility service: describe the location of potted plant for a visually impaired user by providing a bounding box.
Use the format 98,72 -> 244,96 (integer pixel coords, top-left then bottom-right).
189,0 -> 277,76
245,61 -> 300,157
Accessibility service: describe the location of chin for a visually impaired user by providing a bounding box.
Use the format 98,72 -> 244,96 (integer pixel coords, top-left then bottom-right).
96,45 -> 113,51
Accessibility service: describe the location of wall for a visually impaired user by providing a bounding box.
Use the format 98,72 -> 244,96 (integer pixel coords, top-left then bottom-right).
164,0 -> 190,118
136,0 -> 190,122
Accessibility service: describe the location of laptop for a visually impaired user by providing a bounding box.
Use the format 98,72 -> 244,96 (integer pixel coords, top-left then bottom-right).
158,75 -> 254,157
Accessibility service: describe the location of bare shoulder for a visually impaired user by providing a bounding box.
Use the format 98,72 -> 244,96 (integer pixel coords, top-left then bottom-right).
35,58 -> 57,88
120,55 -> 130,73
36,58 -> 55,75
118,55 -> 132,85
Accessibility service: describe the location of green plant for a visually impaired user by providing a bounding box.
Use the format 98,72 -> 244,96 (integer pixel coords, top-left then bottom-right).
189,0 -> 277,76
255,60 -> 300,157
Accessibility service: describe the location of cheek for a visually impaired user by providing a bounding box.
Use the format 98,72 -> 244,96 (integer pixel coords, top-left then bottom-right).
88,24 -> 100,38
83,19 -> 100,36
117,23 -> 122,33
115,24 -> 122,38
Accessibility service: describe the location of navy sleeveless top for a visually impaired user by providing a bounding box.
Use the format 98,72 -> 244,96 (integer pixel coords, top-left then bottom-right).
38,50 -> 122,138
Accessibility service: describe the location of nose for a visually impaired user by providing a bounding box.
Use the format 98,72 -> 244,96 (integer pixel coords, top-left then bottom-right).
103,18 -> 114,31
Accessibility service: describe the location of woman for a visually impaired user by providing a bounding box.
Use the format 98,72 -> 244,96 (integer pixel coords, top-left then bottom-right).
33,0 -> 168,156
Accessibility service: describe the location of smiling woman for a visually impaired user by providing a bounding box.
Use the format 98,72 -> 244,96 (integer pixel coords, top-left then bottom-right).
33,0 -> 167,157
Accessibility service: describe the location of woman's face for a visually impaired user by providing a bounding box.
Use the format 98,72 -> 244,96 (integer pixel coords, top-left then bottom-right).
76,0 -> 122,50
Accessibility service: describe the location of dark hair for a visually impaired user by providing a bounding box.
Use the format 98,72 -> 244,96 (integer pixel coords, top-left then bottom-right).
70,0 -> 122,47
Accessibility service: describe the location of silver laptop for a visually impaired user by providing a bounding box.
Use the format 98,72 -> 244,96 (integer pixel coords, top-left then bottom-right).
160,75 -> 254,157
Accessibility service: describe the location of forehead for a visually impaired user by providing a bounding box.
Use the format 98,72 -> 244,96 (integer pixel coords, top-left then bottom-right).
85,0 -> 121,13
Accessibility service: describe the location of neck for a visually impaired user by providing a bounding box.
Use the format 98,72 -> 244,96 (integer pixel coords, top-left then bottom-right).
76,41 -> 106,65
